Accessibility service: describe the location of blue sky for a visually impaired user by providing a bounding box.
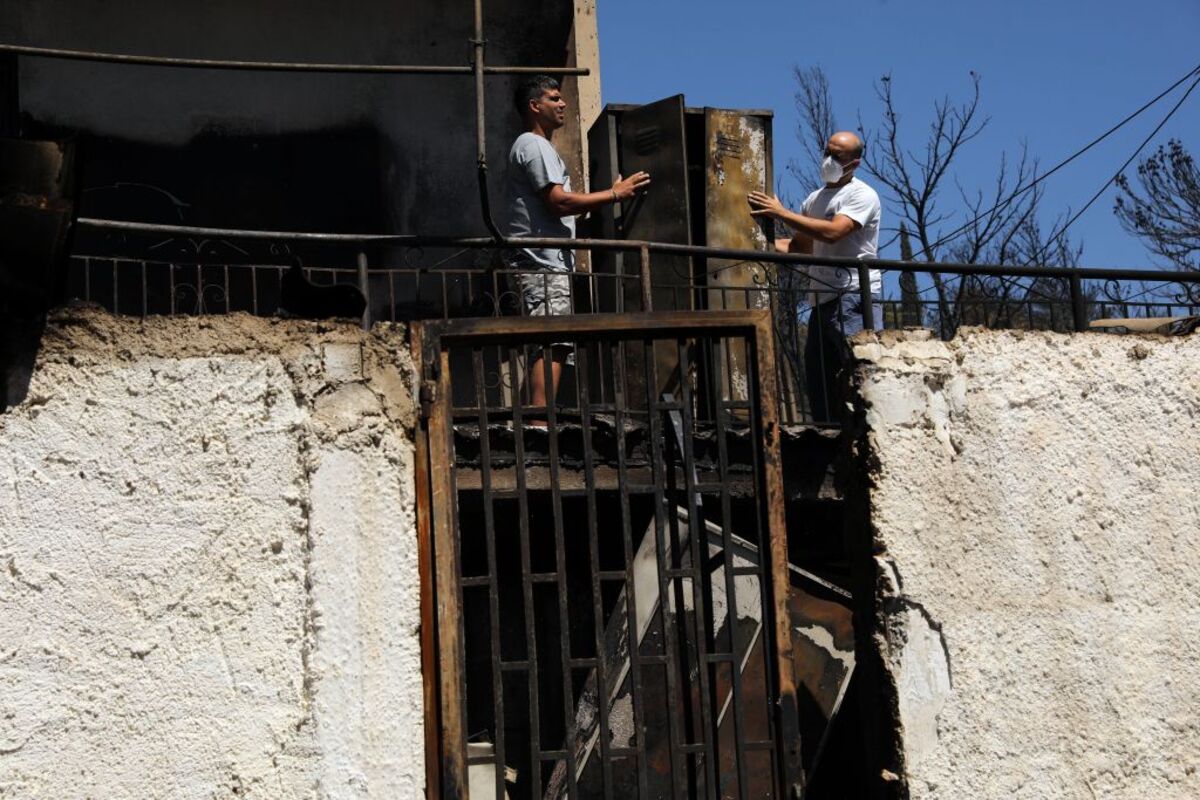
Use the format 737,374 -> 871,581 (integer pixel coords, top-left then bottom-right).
597,0 -> 1200,269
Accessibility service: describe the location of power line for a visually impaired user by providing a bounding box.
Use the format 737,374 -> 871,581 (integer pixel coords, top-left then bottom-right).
1025,73 -> 1200,266
913,64 -> 1200,298
904,61 -> 1200,263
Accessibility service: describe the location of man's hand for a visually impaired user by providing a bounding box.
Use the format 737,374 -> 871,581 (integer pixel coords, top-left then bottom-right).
612,172 -> 651,201
747,191 -> 787,218
754,194 -> 855,244
541,171 -> 651,217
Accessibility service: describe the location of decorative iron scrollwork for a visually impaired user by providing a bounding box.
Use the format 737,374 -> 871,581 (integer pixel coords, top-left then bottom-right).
173,279 -> 228,315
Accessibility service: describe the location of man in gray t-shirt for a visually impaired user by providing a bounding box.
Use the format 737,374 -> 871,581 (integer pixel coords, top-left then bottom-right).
504,75 -> 650,410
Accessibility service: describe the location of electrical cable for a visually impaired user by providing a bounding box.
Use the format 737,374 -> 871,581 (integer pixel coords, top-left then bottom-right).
1024,73 -> 1200,267
904,61 -> 1200,264
913,65 -> 1200,300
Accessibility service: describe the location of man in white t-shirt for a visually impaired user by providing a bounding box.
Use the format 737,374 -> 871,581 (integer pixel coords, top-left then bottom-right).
747,131 -> 882,422
503,75 -> 650,413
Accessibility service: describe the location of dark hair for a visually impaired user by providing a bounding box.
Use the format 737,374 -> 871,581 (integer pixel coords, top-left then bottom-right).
513,75 -> 560,116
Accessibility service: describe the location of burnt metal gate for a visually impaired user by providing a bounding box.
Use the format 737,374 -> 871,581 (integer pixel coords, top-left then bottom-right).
413,311 -> 803,799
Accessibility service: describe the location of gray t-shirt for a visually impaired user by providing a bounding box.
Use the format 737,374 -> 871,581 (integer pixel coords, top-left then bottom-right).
504,132 -> 575,270
800,177 -> 882,305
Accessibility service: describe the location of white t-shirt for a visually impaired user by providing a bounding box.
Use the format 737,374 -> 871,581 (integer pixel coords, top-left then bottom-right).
800,176 -> 882,305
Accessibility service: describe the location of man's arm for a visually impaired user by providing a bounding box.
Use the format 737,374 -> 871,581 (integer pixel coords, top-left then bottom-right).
774,236 -> 813,254
540,172 -> 651,217
748,192 -> 859,244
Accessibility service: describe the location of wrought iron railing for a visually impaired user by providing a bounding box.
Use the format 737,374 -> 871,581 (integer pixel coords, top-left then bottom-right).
65,238 -> 1200,426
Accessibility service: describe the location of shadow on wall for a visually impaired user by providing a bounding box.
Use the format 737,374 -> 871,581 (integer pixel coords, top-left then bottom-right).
0,136 -> 73,409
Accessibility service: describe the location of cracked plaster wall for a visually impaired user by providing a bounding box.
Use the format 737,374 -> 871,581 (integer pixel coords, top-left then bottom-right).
0,308 -> 423,799
853,328 -> 1200,799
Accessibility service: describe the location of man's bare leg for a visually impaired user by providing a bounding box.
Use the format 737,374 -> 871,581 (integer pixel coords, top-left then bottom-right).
527,349 -> 566,428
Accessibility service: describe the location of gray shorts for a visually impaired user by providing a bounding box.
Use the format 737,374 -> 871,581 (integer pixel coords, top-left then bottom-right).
507,255 -> 574,317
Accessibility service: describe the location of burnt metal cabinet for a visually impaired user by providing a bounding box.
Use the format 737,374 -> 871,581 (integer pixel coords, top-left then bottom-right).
0,137 -> 76,303
587,97 -> 774,406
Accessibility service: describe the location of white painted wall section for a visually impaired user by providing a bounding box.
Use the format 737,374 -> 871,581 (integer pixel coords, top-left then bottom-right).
0,309 -> 423,799
855,328 -> 1200,799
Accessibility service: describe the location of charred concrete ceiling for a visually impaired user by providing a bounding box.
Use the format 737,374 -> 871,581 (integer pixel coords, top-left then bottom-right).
1,0 -> 578,251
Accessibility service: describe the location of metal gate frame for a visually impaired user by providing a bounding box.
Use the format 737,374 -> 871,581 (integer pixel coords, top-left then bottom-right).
412,310 -> 802,798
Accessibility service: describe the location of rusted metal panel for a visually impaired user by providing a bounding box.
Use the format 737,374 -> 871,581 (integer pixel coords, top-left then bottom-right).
702,109 -> 772,273
702,109 -> 773,413
753,311 -> 806,796
411,324 -> 443,800
425,338 -> 470,798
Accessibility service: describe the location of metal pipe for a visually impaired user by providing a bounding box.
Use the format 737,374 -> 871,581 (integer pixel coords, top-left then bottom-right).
0,42 -> 588,75
857,263 -> 876,331
73,218 -> 1200,286
639,244 -> 653,310
472,0 -> 504,241
1069,272 -> 1089,332
356,251 -> 371,331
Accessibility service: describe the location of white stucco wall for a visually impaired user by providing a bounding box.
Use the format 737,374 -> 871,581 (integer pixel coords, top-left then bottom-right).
854,328 -> 1200,799
0,308 -> 423,798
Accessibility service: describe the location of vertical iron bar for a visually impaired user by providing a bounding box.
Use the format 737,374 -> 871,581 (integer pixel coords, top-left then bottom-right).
711,338 -> 751,800
674,343 -> 720,797
813,300 -> 831,424
140,261 -> 147,317
357,251 -> 372,330
223,265 -> 230,313
473,348 -> 508,800
508,345 -> 543,800
388,271 -> 397,322
492,269 -> 502,319
541,348 -> 580,799
251,264 -> 259,315
111,259 -> 118,314
645,341 -> 686,797
640,245 -> 652,311
612,337 -> 651,799
858,263 -> 876,331
663,406 -> 699,798
575,347 -> 615,799
1070,272 -> 1088,332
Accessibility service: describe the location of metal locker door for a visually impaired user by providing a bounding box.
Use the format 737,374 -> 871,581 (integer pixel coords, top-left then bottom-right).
617,95 -> 694,401
702,109 -> 773,416
617,94 -> 694,313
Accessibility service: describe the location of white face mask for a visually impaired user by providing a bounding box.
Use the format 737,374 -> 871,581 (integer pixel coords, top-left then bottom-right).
820,155 -> 852,184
